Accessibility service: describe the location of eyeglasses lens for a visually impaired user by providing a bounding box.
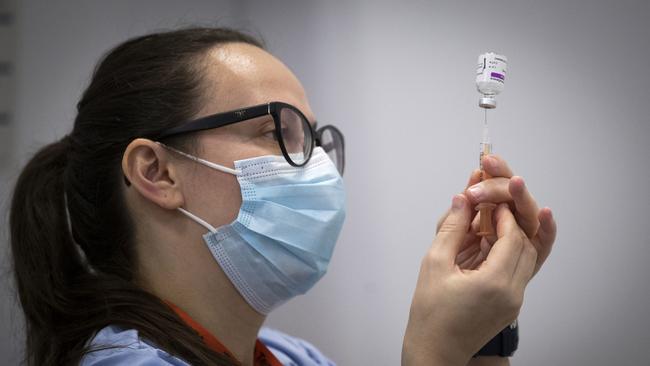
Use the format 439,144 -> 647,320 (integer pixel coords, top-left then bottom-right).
318,126 -> 344,175
279,107 -> 313,165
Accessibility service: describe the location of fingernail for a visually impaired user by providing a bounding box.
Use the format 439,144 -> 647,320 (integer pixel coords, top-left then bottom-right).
452,195 -> 465,210
515,176 -> 526,187
545,207 -> 553,219
511,176 -> 526,194
484,156 -> 495,169
467,186 -> 484,201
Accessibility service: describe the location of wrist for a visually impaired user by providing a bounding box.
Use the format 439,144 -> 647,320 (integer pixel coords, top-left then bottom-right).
402,332 -> 470,366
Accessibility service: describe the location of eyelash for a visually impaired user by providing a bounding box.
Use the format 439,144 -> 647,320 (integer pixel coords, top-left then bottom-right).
262,130 -> 277,140
262,123 -> 288,141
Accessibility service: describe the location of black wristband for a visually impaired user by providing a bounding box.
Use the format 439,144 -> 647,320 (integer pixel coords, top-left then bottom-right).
473,320 -> 519,358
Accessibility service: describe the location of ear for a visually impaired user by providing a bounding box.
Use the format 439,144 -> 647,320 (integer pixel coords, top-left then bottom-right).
122,138 -> 184,210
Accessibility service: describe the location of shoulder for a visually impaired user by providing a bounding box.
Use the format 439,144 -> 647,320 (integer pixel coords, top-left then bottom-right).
259,327 -> 336,366
80,325 -> 190,366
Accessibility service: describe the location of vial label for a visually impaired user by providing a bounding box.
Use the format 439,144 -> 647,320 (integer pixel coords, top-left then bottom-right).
490,72 -> 505,82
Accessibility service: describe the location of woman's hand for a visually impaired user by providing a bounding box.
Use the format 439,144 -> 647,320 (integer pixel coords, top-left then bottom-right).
456,155 -> 556,275
402,197 -> 541,365
403,156 -> 557,365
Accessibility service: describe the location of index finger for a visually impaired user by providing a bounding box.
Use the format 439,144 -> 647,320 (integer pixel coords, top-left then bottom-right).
483,203 -> 526,277
509,176 -> 540,237
531,207 -> 557,278
436,169 -> 481,233
433,195 -> 473,265
483,154 -> 514,178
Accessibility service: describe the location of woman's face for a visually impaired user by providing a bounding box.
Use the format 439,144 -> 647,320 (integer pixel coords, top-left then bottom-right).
176,42 -> 317,229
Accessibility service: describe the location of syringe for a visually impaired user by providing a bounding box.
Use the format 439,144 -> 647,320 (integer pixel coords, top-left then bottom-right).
474,52 -> 507,237
476,109 -> 496,236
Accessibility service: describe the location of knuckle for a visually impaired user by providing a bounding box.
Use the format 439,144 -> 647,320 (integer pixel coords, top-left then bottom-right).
474,278 -> 524,322
423,248 -> 445,268
436,218 -> 445,233
481,275 -> 509,297
437,220 -> 463,234
476,273 -> 524,322
525,242 -> 538,260
516,231 -> 527,246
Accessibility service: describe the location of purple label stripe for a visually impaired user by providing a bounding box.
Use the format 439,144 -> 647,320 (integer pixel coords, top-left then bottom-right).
491,72 -> 505,81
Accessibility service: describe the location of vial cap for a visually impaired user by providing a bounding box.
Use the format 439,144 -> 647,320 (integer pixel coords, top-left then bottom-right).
479,97 -> 497,109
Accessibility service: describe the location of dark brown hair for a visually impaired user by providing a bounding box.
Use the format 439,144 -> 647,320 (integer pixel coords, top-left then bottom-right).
10,27 -> 264,365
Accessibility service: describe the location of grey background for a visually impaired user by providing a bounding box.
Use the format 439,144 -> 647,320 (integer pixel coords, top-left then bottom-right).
1,0 -> 649,365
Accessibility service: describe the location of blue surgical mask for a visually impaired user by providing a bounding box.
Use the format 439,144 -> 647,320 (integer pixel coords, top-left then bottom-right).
161,144 -> 346,314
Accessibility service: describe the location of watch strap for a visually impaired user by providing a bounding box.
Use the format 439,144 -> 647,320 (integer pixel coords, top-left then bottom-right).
473,320 -> 519,357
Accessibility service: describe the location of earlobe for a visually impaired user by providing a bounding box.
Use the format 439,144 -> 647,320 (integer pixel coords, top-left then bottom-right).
122,138 -> 184,210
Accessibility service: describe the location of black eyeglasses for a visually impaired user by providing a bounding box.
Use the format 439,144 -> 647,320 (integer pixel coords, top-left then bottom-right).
156,101 -> 345,174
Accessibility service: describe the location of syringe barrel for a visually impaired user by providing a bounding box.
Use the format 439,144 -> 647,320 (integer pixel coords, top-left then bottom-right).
477,142 -> 495,236
479,141 -> 492,180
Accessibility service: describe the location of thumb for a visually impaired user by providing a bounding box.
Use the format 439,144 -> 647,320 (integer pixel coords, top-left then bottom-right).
434,195 -> 473,264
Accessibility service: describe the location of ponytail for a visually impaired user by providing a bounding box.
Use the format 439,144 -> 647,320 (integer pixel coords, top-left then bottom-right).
10,137 -> 86,363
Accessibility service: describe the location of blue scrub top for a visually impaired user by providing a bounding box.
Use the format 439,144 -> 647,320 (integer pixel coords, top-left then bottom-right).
80,325 -> 336,366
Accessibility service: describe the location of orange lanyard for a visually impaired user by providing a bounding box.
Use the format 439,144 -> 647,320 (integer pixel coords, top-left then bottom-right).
166,302 -> 282,366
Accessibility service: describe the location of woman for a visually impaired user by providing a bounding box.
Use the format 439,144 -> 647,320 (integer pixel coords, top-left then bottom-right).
9,27 -> 556,365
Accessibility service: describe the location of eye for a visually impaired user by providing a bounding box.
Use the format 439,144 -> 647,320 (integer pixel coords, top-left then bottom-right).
263,130 -> 279,141
262,127 -> 289,141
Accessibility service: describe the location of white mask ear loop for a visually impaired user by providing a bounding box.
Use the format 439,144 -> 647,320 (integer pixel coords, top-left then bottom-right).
155,142 -> 237,233
156,141 -> 241,233
178,207 -> 218,234
156,142 -> 241,176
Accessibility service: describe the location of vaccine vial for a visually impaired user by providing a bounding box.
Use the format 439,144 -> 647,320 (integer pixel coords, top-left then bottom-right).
476,52 -> 507,109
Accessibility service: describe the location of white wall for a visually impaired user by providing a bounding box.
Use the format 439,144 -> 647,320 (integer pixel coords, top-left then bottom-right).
2,0 -> 649,365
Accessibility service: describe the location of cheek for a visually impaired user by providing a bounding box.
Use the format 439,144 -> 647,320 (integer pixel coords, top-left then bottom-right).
183,167 -> 243,228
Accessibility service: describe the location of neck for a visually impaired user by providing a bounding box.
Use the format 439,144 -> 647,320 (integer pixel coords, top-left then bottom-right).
169,280 -> 266,366
137,225 -> 266,366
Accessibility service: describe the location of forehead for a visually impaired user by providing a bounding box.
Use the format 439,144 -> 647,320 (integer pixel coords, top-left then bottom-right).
196,42 -> 315,122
